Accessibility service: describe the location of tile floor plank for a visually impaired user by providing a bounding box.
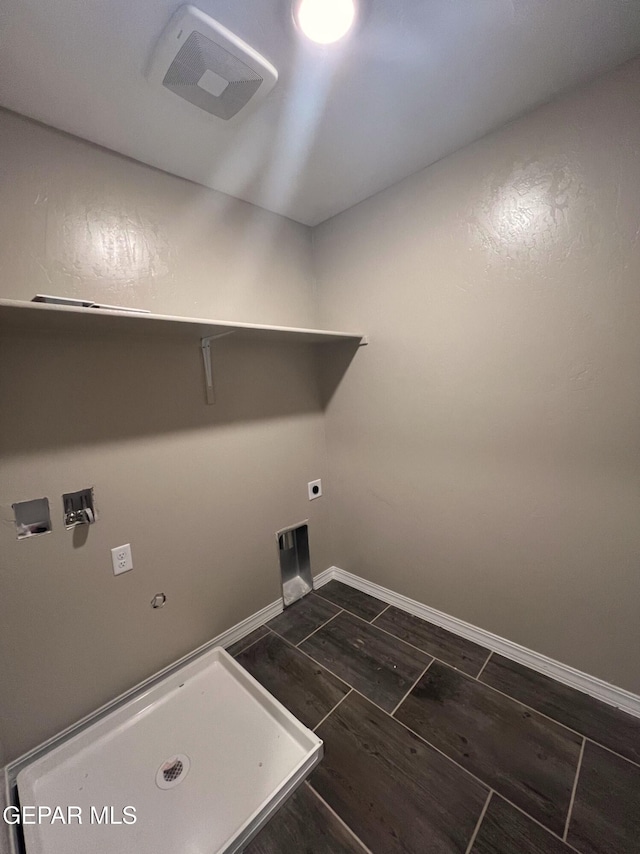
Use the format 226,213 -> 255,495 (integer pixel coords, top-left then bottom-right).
373,606 -> 490,676
245,783 -> 369,854
300,610 -> 431,712
235,632 -> 350,729
470,795 -> 573,854
395,662 -> 582,836
230,581 -> 639,854
567,741 -> 640,854
315,580 -> 388,621
480,654 -> 640,765
267,593 -> 341,645
226,625 -> 271,658
312,690 -> 488,854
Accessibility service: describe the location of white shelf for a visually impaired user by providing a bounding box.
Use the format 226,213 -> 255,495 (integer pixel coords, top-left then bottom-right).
0,298 -> 366,403
0,299 -> 366,346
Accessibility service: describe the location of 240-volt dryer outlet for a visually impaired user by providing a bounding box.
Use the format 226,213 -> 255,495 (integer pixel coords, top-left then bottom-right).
308,479 -> 322,500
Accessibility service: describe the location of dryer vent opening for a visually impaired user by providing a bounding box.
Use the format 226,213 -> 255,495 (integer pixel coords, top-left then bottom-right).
277,523 -> 312,607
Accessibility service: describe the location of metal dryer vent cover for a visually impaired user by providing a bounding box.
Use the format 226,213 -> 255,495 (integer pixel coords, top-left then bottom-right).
147,5 -> 278,120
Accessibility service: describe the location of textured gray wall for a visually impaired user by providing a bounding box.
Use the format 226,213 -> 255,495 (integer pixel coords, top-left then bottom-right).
315,57 -> 640,694
0,112 -> 331,763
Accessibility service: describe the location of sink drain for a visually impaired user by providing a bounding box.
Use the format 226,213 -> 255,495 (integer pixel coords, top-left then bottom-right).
156,753 -> 190,789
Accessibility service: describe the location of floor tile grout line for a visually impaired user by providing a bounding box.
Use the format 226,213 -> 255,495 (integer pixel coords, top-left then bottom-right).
475,651 -> 493,681
274,609 -> 635,782
474,664 -> 640,765
320,578 -> 640,726
463,669 -> 640,768
369,615 -> 458,658
305,782 -> 375,854
260,623 -> 587,852
267,626 -> 290,644
234,597 -> 636,854
276,630 -> 359,694
583,736 -> 640,771
369,613 -> 491,673
464,789 -> 493,854
503,802 -> 584,854
298,605 -> 435,678
563,737 -> 586,842
325,581 -> 640,753
313,588 -> 387,623
258,610 -> 639,772
439,658 -> 594,746
227,626 -> 271,658
294,609 -> 345,647
389,659 -> 434,717
296,608 -> 441,713
390,711 -> 581,848
313,688 -> 353,732
389,712 -> 493,800
283,629 -> 419,717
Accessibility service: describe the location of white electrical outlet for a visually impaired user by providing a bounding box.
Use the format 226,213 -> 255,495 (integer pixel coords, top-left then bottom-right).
111,543 -> 133,576
308,479 -> 322,500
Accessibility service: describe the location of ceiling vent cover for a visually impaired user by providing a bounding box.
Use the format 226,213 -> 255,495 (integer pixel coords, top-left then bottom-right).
147,5 -> 278,120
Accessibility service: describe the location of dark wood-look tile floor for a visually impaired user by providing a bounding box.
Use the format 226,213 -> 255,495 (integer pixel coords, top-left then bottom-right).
395,661 -> 582,835
480,653 -> 640,765
373,605 -> 490,676
300,609 -> 431,713
312,690 -> 488,854
470,794 -> 573,854
315,580 -> 388,621
245,782 -> 368,854
226,625 -> 270,657
235,585 -> 640,854
267,593 -> 340,645
567,741 -> 640,854
234,631 -> 350,729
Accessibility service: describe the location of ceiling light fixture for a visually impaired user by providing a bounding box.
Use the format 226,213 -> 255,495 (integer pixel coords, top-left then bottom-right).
294,0 -> 356,44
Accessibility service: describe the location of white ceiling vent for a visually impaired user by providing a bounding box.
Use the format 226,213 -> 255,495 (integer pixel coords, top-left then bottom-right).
147,5 -> 278,120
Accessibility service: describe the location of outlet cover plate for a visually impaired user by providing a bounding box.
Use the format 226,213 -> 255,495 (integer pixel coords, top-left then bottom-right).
111,543 -> 133,575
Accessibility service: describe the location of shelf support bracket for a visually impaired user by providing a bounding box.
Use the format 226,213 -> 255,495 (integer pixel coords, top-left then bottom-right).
201,332 -> 236,405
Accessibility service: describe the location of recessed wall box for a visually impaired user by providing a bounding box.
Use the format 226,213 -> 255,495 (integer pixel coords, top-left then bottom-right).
62,488 -> 96,529
277,522 -> 312,607
12,497 -> 52,539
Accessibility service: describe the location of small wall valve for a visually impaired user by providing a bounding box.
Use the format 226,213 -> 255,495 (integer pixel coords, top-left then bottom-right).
63,488 -> 96,529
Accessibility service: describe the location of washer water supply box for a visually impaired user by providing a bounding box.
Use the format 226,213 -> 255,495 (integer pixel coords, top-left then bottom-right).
13,647 -> 322,854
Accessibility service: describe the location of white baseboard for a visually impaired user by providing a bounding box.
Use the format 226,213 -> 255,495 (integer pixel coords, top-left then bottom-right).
215,597 -> 283,649
314,566 -> 640,719
312,567 -> 336,588
8,565 -> 639,787
5,597 -> 284,782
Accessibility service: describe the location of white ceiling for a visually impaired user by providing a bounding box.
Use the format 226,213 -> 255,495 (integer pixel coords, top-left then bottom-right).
1,0 -> 640,226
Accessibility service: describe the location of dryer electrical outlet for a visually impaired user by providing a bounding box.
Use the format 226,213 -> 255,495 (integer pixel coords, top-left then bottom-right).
307,480 -> 322,500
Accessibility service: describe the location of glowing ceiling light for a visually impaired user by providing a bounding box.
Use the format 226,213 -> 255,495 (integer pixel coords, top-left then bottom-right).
294,0 -> 356,44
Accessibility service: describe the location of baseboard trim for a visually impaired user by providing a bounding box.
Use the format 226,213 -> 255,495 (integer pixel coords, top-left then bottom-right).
4,596 -> 284,783
7,564 -> 640,789
215,597 -> 284,649
314,566 -> 640,719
